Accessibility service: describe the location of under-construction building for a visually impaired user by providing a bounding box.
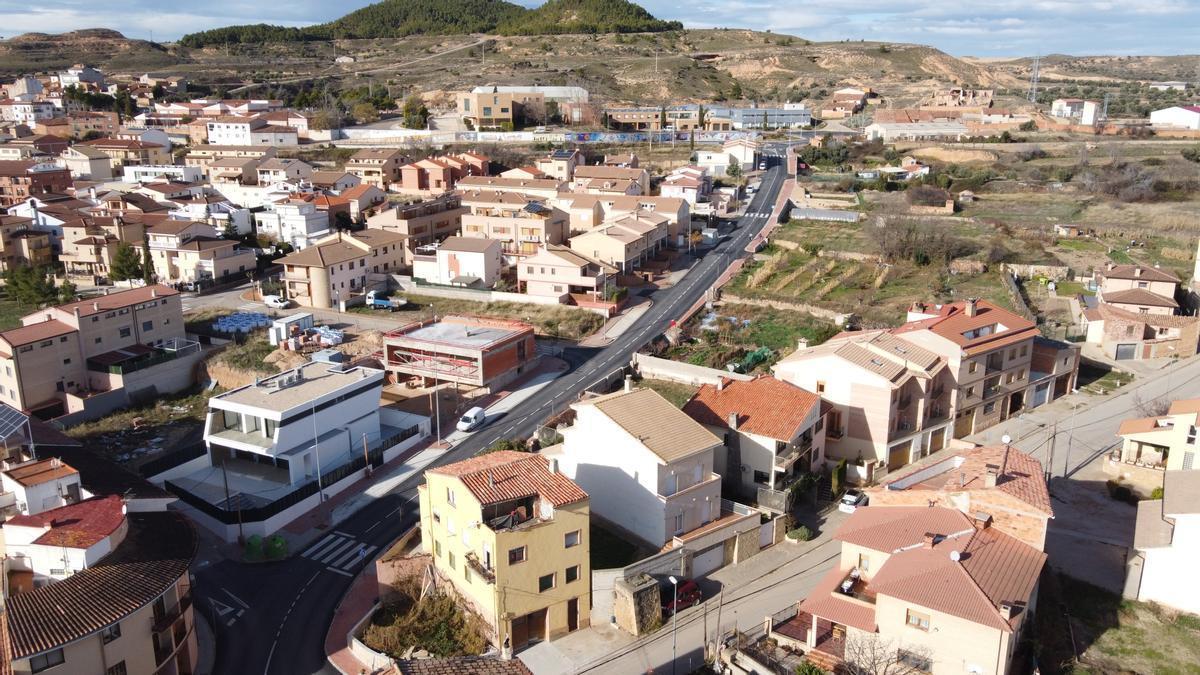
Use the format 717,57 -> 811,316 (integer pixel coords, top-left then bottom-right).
384,316 -> 537,391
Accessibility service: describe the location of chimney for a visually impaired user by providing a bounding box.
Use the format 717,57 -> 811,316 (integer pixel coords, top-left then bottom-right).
487,471 -> 495,487
974,512 -> 993,529
999,603 -> 1015,620
727,412 -> 739,430
965,298 -> 978,317
797,337 -> 809,351
623,374 -> 633,393
1134,267 -> 1142,277
92,301 -> 99,311
717,377 -> 726,391
1106,262 -> 1115,271
984,463 -> 999,488
547,458 -> 559,474
922,532 -> 936,549
150,288 -> 157,298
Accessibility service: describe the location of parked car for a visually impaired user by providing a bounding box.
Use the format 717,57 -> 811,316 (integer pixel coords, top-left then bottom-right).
263,295 -> 290,309
456,406 -> 486,432
758,161 -> 768,171
838,489 -> 868,514
662,579 -> 702,616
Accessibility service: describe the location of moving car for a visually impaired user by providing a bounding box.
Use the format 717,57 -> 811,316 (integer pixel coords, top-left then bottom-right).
758,161 -> 767,170
263,295 -> 290,309
662,579 -> 702,616
838,489 -> 868,514
456,406 -> 486,432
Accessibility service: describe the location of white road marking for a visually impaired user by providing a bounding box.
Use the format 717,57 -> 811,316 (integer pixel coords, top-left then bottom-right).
316,539 -> 357,564
326,567 -> 354,577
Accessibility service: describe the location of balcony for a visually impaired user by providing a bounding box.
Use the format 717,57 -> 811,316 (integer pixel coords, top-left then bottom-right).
152,592 -> 192,633
774,438 -> 814,471
466,551 -> 496,584
896,395 -> 913,410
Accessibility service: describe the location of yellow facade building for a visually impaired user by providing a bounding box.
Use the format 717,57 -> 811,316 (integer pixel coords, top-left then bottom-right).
418,451 -> 591,652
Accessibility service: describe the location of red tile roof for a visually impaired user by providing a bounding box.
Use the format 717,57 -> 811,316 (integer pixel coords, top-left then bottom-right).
5,495 -> 126,549
53,284 -> 178,318
879,445 -> 1052,515
1102,288 -> 1178,308
0,319 -> 75,348
797,566 -> 878,632
2,458 -> 78,487
894,300 -> 1038,357
835,506 -> 974,552
427,451 -> 587,507
683,376 -> 821,441
1102,264 -> 1180,283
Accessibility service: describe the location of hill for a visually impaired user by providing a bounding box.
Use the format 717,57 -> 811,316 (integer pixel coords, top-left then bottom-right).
0,29 -> 181,75
179,0 -> 682,47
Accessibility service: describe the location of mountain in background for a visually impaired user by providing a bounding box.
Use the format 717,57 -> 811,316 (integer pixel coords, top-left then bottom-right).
178,0 -> 683,47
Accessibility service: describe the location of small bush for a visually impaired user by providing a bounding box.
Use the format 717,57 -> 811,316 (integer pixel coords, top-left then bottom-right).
1106,479 -> 1139,505
796,662 -> 827,675
787,526 -> 813,541
1151,486 -> 1165,500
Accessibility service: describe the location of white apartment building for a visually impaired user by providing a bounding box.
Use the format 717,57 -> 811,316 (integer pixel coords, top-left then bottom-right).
256,198 -> 331,249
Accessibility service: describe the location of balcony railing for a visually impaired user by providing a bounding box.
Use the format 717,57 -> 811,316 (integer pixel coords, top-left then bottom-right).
466,551 -> 496,584
152,592 -> 192,633
775,438 -> 813,469
896,395 -> 912,410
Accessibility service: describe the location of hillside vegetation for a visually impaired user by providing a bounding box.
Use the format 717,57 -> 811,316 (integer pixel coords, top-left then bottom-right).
179,0 -> 682,47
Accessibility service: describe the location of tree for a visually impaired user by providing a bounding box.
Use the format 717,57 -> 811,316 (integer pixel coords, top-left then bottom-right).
402,95 -> 430,129
3,266 -> 57,307
222,221 -> 239,240
1019,120 -> 1038,132
151,83 -> 166,100
110,242 -> 143,282
58,280 -> 78,304
141,238 -> 155,285
659,105 -> 668,131
726,163 -> 742,179
352,102 -> 379,124
730,81 -> 742,100
842,635 -> 932,675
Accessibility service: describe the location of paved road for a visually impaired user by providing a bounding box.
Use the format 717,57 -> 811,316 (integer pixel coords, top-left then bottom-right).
194,160 -> 791,675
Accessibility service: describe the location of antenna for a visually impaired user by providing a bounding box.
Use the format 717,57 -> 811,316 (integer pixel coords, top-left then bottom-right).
1027,54 -> 1041,103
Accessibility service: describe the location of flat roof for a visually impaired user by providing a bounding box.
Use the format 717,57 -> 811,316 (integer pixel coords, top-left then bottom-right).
400,320 -> 522,350
214,361 -> 383,413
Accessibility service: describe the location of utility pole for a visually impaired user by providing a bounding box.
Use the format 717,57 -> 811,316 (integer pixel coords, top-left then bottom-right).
1028,54 -> 1041,103
713,584 -> 725,649
1046,419 -> 1058,482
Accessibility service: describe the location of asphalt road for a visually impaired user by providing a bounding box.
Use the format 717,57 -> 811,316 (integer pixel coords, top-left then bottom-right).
194,160 -> 790,675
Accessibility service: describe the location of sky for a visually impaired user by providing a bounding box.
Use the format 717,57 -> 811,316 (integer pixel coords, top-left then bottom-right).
0,0 -> 1197,57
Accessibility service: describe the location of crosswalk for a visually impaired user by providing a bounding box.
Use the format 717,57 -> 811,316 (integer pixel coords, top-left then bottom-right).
299,531 -> 378,576
743,211 -> 771,218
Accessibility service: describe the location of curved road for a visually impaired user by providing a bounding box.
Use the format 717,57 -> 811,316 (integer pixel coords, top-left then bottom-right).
195,161 -> 788,675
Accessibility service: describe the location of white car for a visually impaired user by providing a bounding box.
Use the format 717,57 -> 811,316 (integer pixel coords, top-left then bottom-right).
263,295 -> 290,309
838,489 -> 868,514
456,406 -> 486,432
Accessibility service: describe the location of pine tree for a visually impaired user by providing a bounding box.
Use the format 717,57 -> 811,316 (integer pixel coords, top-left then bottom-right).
110,243 -> 143,282
141,239 -> 155,285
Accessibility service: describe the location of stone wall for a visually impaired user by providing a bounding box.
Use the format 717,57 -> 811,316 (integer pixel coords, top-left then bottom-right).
613,574 -> 662,637
719,294 -> 852,324
1004,262 -> 1072,281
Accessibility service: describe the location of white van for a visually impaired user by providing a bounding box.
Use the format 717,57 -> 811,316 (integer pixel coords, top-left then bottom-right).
456,406 -> 486,432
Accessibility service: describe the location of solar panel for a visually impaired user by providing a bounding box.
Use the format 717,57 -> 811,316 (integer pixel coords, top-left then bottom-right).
0,402 -> 30,442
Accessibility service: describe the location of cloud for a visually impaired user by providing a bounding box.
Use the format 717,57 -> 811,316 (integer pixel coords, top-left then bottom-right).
2,0 -> 1197,56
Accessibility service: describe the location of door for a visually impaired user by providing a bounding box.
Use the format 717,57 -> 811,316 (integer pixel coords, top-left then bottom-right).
511,615 -> 529,650
887,442 -> 910,472
567,598 -> 579,633
954,409 -> 975,438
930,427 -> 946,453
693,543 -> 725,578
759,521 -> 775,549
1031,382 -> 1050,408
1115,343 -> 1137,360
527,608 -> 547,644
700,500 -> 712,524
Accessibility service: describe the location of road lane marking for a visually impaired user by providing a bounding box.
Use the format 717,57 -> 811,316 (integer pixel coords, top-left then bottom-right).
325,567 -> 354,577
316,539 -> 356,564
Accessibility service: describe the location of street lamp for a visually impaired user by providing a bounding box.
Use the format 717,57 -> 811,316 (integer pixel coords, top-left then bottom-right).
668,575 -> 679,675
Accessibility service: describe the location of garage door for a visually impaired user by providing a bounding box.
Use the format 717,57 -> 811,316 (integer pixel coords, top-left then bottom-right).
1115,344 -> 1137,360
1031,382 -> 1050,408
693,544 -> 725,578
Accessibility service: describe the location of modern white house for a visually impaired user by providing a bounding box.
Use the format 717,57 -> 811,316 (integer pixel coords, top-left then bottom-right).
256,198 -> 331,249
411,236 -> 503,288
550,387 -> 724,549
0,456 -> 83,517
122,164 -> 204,184
1130,470 -> 1200,615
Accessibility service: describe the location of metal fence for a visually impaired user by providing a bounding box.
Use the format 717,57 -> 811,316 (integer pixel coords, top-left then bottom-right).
139,444 -> 207,478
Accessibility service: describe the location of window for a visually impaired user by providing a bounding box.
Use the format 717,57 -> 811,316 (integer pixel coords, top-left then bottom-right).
40,340 -> 51,347
566,565 -> 580,583
30,648 -> 65,672
434,540 -> 442,557
906,609 -> 931,631
1020,345 -> 1028,357
464,566 -> 472,583
1188,426 -> 1197,445
119,327 -> 131,338
565,530 -> 581,548
58,336 -> 67,343
857,553 -> 870,572
539,573 -> 555,592
673,512 -> 684,534
448,551 -> 455,570
101,622 -> 121,643
753,470 -> 770,485
509,546 -> 527,564
94,337 -> 102,344
446,487 -> 455,506
63,358 -> 70,365
968,361 -> 978,374
897,650 -> 932,672
816,381 -> 825,394
983,401 -> 996,414
107,663 -> 128,675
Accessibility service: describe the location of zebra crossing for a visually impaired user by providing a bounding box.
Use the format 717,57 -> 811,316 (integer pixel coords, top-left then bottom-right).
299,531 -> 378,576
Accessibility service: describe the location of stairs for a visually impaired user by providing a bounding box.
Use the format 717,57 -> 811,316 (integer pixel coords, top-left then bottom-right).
816,474 -> 834,503
804,646 -> 844,673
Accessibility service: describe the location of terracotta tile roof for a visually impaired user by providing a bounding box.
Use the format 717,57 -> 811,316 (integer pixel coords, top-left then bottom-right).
1134,500 -> 1174,549
5,512 -> 196,660
836,506 -> 975,552
1102,264 -> 1180,283
340,184 -> 383,201
683,376 -> 820,441
894,300 -> 1039,357
0,610 -> 10,675
797,566 -> 877,632
5,495 -> 125,549
398,656 -> 532,674
278,230 -> 404,268
878,445 -> 1053,515
1086,302 -> 1200,329
866,518 -> 1046,631
457,176 -> 562,191
1102,288 -> 1178,308
53,284 -> 178,318
438,236 -> 501,254
1117,415 -> 1172,435
575,388 -> 720,463
574,165 -> 645,181
2,458 -> 78,487
0,319 -> 75,348
1168,399 -> 1200,415
427,451 -> 586,507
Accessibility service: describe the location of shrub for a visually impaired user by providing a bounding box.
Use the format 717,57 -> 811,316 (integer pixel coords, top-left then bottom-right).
796,662 -> 827,675
1151,486 -> 1164,500
787,526 -> 813,541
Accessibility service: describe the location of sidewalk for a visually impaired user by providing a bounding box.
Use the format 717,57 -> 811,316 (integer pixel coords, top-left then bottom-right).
274,357 -> 567,553
580,298 -> 653,347
325,562 -> 392,675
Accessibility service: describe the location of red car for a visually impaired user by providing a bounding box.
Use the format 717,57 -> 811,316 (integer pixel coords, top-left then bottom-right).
662,579 -> 702,615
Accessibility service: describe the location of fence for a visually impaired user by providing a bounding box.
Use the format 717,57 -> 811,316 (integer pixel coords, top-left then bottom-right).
139,444 -> 207,477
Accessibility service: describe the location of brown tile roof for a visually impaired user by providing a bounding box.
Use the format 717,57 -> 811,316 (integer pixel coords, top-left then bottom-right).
1103,265 -> 1180,283
1164,470 -> 1200,515
683,376 -> 820,441
1087,302 -> 1200,328
1168,399 -> 1200,415
438,236 -> 501,253
457,176 -> 563,191
427,451 -> 586,507
878,445 -> 1053,515
0,611 -> 10,675
2,458 -> 78,487
1117,415 -> 1172,435
797,566 -> 878,632
576,388 -> 720,463
6,512 -> 196,660
399,656 -> 532,674
894,300 -> 1039,357
0,319 -> 75,348
340,184 -> 383,200
1134,499 -> 1174,549
78,138 -> 164,150
5,495 -> 125,548
54,284 -> 178,318
836,506 -> 975,552
1103,288 -> 1178,308
866,517 -> 1046,631
574,165 -> 646,181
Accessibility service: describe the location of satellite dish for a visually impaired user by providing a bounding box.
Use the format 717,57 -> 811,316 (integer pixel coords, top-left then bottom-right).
1001,434 -> 1012,446
950,550 -> 961,562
